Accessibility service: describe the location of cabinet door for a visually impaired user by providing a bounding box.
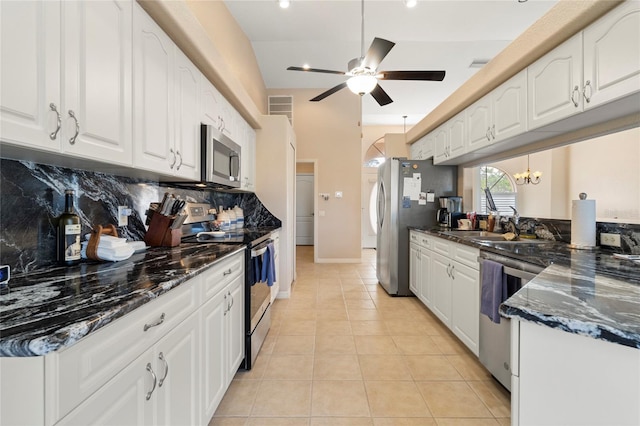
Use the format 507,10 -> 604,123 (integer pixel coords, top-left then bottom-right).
448,111 -> 466,158
63,0 -> 132,165
173,49 -> 200,180
133,3 -> 174,174
583,1 -> 640,109
56,348 -> 154,426
201,77 -> 221,128
227,275 -> 245,381
430,252 -> 452,326
154,313 -> 200,426
450,261 -> 480,356
419,249 -> 433,309
409,243 -> 420,296
201,289 -> 227,421
0,0 -> 61,152
492,70 -> 527,142
527,33 -> 583,130
466,95 -> 492,151
432,125 -> 449,164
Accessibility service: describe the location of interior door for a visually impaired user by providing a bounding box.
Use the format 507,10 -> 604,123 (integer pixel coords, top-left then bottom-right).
296,173 -> 314,245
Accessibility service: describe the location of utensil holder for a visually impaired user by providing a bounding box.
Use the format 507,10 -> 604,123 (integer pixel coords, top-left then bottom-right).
144,212 -> 181,247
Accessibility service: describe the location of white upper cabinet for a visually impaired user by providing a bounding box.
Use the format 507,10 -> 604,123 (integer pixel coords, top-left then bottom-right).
133,2 -> 200,180
0,1 -> 61,152
467,70 -> 527,152
528,33 -> 584,130
200,76 -> 221,128
133,3 -> 175,175
241,122 -> 256,191
583,1 -> 640,109
432,124 -> 449,164
492,70 -> 528,141
173,49 -> 200,180
0,0 -> 132,165
63,0 -> 133,165
410,133 -> 434,160
466,94 -> 492,152
448,110 -> 466,159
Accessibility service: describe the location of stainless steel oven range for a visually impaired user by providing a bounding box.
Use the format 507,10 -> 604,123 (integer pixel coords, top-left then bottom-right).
178,202 -> 274,371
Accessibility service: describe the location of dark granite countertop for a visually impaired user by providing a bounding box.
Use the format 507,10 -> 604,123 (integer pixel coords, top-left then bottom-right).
0,227 -> 277,357
411,227 -> 640,349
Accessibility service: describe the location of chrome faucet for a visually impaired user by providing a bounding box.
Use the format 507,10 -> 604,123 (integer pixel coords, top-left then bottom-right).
508,206 -> 520,237
510,206 -> 520,225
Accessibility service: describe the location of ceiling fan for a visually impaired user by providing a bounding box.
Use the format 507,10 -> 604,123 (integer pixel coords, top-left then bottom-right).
286,0 -> 446,106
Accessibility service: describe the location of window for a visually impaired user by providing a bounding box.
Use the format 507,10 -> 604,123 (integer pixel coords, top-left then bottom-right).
478,166 -> 517,215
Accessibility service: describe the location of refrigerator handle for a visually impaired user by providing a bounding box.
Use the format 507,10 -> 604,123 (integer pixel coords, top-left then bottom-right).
377,180 -> 386,228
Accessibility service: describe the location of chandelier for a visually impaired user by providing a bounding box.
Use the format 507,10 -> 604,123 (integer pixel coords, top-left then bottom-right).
514,155 -> 542,185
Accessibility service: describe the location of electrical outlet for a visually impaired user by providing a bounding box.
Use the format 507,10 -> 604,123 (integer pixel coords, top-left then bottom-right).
117,206 -> 131,227
600,233 -> 621,247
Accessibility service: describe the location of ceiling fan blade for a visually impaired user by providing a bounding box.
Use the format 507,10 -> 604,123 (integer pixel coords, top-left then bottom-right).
310,82 -> 348,102
362,38 -> 395,70
287,66 -> 346,75
370,84 -> 393,106
378,70 -> 446,81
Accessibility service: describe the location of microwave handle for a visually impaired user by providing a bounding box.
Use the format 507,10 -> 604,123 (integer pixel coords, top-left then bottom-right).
229,151 -> 240,180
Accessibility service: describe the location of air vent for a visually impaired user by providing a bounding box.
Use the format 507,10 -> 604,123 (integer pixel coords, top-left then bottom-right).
268,95 -> 293,125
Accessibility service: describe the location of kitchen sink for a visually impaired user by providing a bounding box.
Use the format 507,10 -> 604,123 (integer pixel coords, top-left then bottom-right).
443,230 -> 548,244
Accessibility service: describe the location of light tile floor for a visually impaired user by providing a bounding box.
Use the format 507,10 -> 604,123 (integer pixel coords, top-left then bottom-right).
210,247 -> 510,426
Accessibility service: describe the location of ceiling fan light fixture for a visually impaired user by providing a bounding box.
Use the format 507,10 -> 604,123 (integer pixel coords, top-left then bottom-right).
278,0 -> 290,9
403,0 -> 418,8
347,75 -> 378,96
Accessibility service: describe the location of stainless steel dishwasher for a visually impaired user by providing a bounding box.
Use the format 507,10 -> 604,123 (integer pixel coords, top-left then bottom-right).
478,251 -> 544,391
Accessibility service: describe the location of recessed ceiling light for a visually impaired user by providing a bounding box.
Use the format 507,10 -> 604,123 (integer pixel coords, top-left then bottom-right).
404,0 -> 417,8
469,59 -> 490,68
302,64 -> 310,70
278,0 -> 290,9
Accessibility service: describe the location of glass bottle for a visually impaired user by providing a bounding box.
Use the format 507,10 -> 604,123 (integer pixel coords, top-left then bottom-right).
57,189 -> 81,265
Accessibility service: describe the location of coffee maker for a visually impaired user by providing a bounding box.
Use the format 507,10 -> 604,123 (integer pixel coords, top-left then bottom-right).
437,196 -> 463,228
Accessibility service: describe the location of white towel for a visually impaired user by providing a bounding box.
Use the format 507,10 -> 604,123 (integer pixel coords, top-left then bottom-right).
83,234 -> 128,249
81,240 -> 134,262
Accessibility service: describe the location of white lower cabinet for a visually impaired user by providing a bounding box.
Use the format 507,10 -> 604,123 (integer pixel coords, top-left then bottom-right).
57,312 -> 200,426
0,251 -> 246,426
410,231 -> 480,355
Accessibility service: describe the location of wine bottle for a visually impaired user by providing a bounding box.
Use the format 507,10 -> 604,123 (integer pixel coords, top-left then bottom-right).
57,189 -> 81,266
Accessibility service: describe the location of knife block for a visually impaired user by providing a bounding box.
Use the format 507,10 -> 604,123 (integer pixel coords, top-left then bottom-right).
144,212 -> 181,247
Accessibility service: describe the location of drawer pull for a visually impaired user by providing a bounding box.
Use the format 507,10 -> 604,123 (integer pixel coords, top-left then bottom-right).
223,268 -> 233,276
145,363 -> 157,400
143,312 -> 166,332
158,352 -> 169,387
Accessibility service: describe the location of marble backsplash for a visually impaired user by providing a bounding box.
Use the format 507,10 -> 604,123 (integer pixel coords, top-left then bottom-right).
0,159 -> 280,274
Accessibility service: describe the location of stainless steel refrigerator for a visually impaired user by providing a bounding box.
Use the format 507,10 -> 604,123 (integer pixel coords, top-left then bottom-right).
376,158 -> 458,296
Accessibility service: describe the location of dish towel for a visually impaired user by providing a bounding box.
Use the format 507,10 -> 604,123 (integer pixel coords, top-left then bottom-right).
260,242 -> 277,287
480,259 -> 506,324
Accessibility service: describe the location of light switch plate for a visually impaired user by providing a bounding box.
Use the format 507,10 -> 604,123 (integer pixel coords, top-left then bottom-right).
600,233 -> 621,247
117,206 -> 131,227
335,191 -> 343,198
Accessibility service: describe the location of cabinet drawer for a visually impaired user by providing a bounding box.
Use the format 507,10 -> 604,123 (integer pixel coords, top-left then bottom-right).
410,231 -> 432,250
202,250 -> 244,300
431,238 -> 452,256
50,278 -> 199,423
453,244 -> 480,270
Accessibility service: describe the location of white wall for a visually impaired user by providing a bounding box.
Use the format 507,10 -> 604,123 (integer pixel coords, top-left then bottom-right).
475,127 -> 640,223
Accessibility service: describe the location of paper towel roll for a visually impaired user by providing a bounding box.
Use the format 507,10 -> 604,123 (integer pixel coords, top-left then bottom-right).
571,194 -> 596,249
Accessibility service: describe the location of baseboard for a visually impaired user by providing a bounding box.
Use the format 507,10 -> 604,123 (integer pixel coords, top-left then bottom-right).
315,258 -> 362,263
276,290 -> 291,299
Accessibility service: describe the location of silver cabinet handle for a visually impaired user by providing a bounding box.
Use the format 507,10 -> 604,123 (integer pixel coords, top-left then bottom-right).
49,103 -> 61,140
175,150 -> 183,170
445,264 -> 451,278
158,352 -> 169,387
169,148 -> 177,169
223,293 -> 227,315
68,110 -> 79,145
223,268 -> 233,276
491,124 -> 496,140
583,80 -> 592,104
450,264 -> 455,279
146,363 -> 157,400
571,85 -> 580,108
229,290 -> 234,309
143,312 -> 165,332
486,127 -> 491,141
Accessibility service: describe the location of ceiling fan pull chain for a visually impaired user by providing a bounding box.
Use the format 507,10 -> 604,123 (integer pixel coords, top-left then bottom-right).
360,0 -> 365,60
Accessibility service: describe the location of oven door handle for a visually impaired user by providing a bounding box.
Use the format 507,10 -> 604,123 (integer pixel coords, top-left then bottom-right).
251,239 -> 273,257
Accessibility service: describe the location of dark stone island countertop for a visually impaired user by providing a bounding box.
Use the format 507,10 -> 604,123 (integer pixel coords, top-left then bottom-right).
0,227 -> 277,357
411,227 -> 640,350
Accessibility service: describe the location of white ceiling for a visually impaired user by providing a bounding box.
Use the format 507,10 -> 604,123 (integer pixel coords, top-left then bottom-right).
224,0 -> 558,127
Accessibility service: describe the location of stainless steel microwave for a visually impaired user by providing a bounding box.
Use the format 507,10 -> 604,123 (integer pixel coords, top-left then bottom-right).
201,124 -> 241,188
